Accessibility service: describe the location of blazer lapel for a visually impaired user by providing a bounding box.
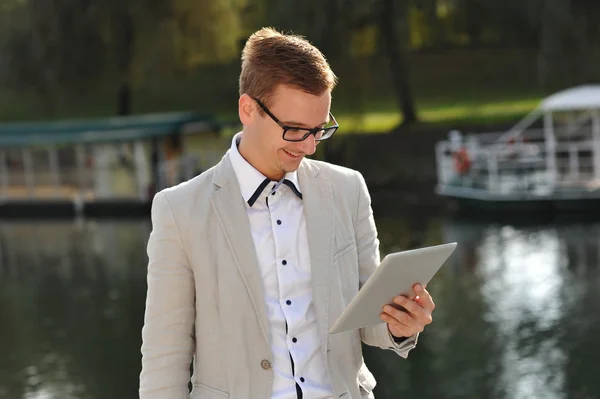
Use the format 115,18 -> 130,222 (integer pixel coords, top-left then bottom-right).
299,160 -> 334,353
210,154 -> 271,344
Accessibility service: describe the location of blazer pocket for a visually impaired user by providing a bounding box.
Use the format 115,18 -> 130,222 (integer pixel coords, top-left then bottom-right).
332,241 -> 357,262
357,363 -> 377,395
333,241 -> 359,303
191,383 -> 230,399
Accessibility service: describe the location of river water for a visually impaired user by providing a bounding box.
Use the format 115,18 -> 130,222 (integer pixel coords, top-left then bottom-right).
1,205 -> 599,399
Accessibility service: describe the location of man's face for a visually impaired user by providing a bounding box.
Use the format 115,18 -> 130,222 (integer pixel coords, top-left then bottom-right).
251,85 -> 331,178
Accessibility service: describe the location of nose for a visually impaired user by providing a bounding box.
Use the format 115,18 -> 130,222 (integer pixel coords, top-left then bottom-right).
300,134 -> 317,155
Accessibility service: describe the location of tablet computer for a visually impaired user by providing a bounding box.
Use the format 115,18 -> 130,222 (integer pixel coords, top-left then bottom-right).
328,242 -> 457,334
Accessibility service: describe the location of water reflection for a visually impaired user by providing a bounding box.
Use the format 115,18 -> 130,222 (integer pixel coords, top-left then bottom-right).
0,216 -> 599,399
365,217 -> 600,399
0,219 -> 150,399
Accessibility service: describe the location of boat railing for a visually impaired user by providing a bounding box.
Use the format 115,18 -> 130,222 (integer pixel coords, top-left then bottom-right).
156,153 -> 201,191
0,145 -> 200,203
436,127 -> 600,196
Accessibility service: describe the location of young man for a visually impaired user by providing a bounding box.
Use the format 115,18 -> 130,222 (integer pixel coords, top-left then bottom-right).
140,28 -> 435,399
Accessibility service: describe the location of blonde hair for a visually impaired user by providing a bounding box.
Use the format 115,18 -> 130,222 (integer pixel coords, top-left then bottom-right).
239,27 -> 337,108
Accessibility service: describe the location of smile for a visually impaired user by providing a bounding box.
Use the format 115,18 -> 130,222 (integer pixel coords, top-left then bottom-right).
283,149 -> 303,158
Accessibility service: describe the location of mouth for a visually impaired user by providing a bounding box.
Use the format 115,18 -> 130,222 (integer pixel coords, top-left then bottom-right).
283,149 -> 304,159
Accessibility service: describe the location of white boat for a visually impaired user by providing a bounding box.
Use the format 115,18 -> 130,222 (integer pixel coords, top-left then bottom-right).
434,85 -> 600,212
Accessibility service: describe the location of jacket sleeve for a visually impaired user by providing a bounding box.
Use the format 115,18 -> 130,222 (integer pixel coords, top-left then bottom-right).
353,172 -> 418,359
140,191 -> 196,398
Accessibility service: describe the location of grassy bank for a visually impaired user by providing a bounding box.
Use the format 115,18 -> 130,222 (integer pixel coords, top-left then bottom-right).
332,93 -> 542,133
0,48 -> 548,133
210,90 -> 543,134
0,90 -> 543,134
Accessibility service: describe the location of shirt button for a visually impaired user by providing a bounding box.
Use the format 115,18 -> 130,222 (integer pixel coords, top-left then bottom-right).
282,260 -> 287,265
286,300 -> 292,305
261,359 -> 271,370
300,377 -> 305,383
277,220 -> 282,225
292,337 -> 297,343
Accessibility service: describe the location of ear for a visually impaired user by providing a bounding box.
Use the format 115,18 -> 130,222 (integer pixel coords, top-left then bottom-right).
238,94 -> 255,126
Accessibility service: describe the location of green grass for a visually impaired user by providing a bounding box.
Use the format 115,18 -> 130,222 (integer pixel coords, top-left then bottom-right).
0,81 -> 545,136
339,97 -> 541,133
327,87 -> 546,133
0,88 -> 544,136
0,48 -> 548,134
0,47 -> 551,135
214,93 -> 544,134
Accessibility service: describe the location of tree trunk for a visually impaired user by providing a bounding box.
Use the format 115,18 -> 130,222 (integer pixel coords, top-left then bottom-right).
378,0 -> 418,126
538,0 -> 572,89
424,0 -> 444,49
463,0 -> 484,47
116,82 -> 131,116
311,0 -> 340,56
116,10 -> 134,116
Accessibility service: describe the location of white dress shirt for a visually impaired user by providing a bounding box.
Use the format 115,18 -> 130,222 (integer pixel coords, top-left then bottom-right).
229,132 -> 335,399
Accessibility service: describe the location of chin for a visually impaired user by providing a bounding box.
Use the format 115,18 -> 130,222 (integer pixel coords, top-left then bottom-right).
281,165 -> 299,174
278,153 -> 303,171
279,159 -> 302,173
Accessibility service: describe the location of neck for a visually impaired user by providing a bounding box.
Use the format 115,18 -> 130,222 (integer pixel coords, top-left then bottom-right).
237,132 -> 284,181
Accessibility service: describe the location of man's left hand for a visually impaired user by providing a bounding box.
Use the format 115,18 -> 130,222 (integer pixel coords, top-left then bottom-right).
380,283 -> 435,339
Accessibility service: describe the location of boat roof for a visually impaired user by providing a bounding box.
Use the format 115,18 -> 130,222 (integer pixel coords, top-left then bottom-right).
539,85 -> 600,112
0,111 -> 217,148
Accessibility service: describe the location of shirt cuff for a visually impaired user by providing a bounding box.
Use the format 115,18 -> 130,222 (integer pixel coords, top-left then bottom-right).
388,330 -> 419,352
392,335 -> 409,344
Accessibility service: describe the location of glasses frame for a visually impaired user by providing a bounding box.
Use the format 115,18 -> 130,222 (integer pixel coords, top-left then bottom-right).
251,96 -> 339,142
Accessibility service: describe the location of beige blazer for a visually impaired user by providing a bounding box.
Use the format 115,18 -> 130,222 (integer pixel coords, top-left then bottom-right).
140,153 -> 417,399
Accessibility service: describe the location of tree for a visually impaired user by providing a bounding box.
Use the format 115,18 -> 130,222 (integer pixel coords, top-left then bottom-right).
377,0 -> 418,125
2,0 -> 107,115
1,0 -> 249,117
170,0 -> 242,68
267,0 -> 419,126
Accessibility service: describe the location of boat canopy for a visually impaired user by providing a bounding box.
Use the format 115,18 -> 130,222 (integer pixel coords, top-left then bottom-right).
539,85 -> 600,112
496,85 -> 600,143
0,111 -> 216,147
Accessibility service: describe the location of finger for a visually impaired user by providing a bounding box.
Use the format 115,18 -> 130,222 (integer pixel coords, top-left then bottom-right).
411,283 -> 423,298
381,313 -> 413,337
407,287 -> 417,301
408,283 -> 427,300
416,295 -> 435,313
382,305 -> 413,325
382,310 -> 421,336
393,295 -> 429,321
414,286 -> 435,312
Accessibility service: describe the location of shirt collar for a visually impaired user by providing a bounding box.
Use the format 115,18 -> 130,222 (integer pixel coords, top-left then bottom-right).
229,132 -> 302,203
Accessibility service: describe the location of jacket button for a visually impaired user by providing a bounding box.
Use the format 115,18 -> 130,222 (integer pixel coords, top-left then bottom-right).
261,359 -> 271,370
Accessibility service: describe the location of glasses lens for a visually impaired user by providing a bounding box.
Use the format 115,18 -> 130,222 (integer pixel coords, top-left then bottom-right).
316,127 -> 336,141
283,128 -> 307,142
283,126 -> 337,142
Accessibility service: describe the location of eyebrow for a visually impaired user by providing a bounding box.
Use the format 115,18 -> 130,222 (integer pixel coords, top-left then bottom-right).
282,117 -> 330,128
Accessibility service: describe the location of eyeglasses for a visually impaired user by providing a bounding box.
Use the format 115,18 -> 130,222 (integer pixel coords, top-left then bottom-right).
251,96 -> 338,142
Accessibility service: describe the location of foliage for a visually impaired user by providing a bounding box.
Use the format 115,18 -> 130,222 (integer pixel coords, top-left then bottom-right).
0,0 -> 599,124
0,0 -> 245,114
